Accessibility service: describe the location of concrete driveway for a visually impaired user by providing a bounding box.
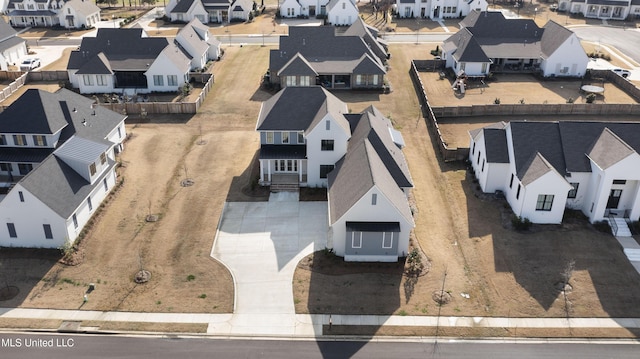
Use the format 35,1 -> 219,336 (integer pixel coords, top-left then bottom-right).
211,193 -> 328,335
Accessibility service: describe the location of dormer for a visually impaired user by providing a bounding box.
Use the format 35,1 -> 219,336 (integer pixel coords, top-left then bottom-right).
53,136 -> 111,184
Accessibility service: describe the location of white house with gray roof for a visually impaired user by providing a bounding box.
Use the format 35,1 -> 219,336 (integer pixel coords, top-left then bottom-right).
469,121 -> 640,225
0,18 -> 27,70
396,0 -> 487,19
559,0 -> 640,20
279,0 -> 359,25
269,19 -> 388,90
175,18 -> 221,71
166,0 -> 253,23
256,86 -> 414,261
443,11 -> 588,77
67,28 -> 192,95
6,0 -> 100,29
0,88 -> 126,248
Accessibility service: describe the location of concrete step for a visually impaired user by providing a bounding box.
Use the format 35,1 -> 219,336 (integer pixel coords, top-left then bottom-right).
625,249 -> 640,262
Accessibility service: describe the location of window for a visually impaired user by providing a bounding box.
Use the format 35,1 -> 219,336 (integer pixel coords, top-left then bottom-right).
83,75 -> 94,86
87,197 -> 93,211
536,194 -> 554,211
481,159 -> 485,172
167,75 -> 178,86
300,76 -> 310,86
18,191 -> 24,202
100,153 -> 107,165
0,135 -> 5,145
509,174 -> 514,189
153,75 -> 164,86
33,135 -> 47,146
7,223 -> 16,238
382,232 -> 393,249
516,184 -> 521,200
321,140 -> 334,151
342,2 -> 345,9
13,135 -> 27,146
482,63 -> 488,73
476,151 -> 481,165
568,183 -> 579,199
43,224 -> 53,239
325,120 -> 330,131
472,142 -> 475,155
356,74 -> 362,85
0,163 -> 12,172
319,165 -> 334,179
297,132 -> 304,144
612,179 -> 627,185
68,8 -> 71,14
89,163 -> 96,176
97,75 -> 107,86
460,62 -> 466,71
266,132 -> 274,144
103,178 -> 109,192
72,214 -> 78,229
281,132 -> 289,144
373,75 -> 379,85
117,126 -> 122,139
18,163 -> 32,175
352,232 -> 362,248
372,193 -> 377,205
286,76 -> 296,86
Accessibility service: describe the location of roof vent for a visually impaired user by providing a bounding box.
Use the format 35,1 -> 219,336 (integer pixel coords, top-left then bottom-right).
302,38 -> 306,46
73,107 -> 77,112
82,119 -> 87,126
525,24 -> 528,30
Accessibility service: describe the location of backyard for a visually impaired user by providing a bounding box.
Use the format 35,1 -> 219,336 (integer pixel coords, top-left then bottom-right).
1,38 -> 640,337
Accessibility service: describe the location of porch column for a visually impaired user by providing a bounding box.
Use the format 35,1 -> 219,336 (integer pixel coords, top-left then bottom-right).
298,160 -> 302,182
629,182 -> 640,221
259,159 -> 264,183
331,75 -> 335,88
267,160 -> 271,182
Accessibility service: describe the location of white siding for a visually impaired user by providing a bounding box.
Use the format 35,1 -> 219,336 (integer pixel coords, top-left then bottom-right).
331,186 -> 413,258
77,74 -> 115,94
327,0 -> 359,25
280,0 -> 301,17
146,53 -> 189,93
564,172 -> 591,210
541,34 -> 588,77
517,171 -> 572,224
586,153 -> 640,222
305,113 -> 350,187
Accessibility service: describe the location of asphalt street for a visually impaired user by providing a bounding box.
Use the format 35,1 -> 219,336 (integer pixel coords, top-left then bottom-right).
572,26 -> 640,64
1,333 -> 639,359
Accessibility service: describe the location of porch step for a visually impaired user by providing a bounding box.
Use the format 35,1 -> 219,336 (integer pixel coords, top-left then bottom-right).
270,183 -> 300,192
625,249 -> 640,262
609,217 -> 632,237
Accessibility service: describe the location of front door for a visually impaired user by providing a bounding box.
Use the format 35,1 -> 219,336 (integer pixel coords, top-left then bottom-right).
309,5 -> 316,16
433,6 -> 440,18
607,189 -> 622,209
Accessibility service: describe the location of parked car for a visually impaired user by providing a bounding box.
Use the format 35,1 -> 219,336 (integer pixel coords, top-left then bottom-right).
19,58 -> 40,71
612,68 -> 631,78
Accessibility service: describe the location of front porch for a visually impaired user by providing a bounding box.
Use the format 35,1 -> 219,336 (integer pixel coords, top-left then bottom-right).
259,158 -> 308,187
490,58 -> 541,74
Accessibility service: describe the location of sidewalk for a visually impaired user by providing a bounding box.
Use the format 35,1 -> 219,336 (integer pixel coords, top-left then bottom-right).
2,307 -> 640,337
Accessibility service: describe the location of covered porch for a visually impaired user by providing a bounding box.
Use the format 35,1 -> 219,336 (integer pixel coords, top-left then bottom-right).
318,74 -> 351,89
8,10 -> 59,27
490,58 -> 541,73
585,3 -> 627,19
258,145 -> 307,187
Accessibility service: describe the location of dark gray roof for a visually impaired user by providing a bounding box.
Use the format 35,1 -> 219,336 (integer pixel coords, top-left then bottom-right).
68,28 -> 169,72
256,86 -> 348,132
278,53 -> 318,76
483,128 -> 509,163
20,156 -> 115,218
0,18 -> 19,41
172,0 -> 196,12
270,26 -> 385,77
510,121 -> 566,179
8,10 -> 57,16
201,0 -> 230,10
346,222 -> 400,232
0,35 -> 25,53
353,55 -> 386,75
348,106 -> 413,188
632,0 -> 640,5
587,0 -> 628,4
0,89 -> 69,134
328,140 -> 413,225
540,21 -> 573,58
259,145 -> 306,159
0,147 -> 51,163
342,17 -> 387,60
443,28 -> 490,63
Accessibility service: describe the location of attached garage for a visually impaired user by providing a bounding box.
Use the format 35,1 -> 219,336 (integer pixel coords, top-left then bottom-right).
344,222 -> 400,262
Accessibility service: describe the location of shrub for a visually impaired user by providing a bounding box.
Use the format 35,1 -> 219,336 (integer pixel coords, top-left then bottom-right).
494,98 -> 501,105
187,274 -> 195,281
511,216 -> 532,231
586,93 -> 596,103
566,97 -> 574,103
593,220 -> 611,233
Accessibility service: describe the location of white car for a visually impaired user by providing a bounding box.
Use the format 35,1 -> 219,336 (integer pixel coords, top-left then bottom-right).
19,58 -> 40,71
612,68 -> 631,78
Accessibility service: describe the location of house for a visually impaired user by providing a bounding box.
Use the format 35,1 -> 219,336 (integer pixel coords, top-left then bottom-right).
442,11 -> 588,77
67,28 -> 192,95
0,18 -> 27,70
7,0 -> 100,29
256,86 -> 351,188
58,0 -> 100,29
395,0 -> 487,19
328,106 -> 414,262
559,0 -> 636,20
469,121 -> 640,225
175,18 -> 221,71
165,0 -> 253,23
268,19 -> 388,90
0,88 -> 127,248
255,86 -> 414,261
279,0 -> 359,25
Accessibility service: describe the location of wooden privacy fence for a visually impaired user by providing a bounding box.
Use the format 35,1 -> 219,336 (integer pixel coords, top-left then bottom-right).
410,60 -> 467,162
27,71 -> 69,82
432,103 -> 640,117
0,72 -> 27,103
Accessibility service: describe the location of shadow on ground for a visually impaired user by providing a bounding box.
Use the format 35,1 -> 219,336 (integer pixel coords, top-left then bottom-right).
0,248 -> 60,307
225,149 -> 269,202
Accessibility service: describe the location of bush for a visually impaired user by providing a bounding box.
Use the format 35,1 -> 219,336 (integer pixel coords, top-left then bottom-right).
494,98 -> 501,105
586,93 -> 596,103
593,220 -> 611,233
566,97 -> 574,103
511,216 -> 532,231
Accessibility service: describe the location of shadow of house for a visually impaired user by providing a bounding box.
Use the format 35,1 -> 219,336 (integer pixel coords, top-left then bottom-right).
225,149 -> 269,202
0,248 -> 61,307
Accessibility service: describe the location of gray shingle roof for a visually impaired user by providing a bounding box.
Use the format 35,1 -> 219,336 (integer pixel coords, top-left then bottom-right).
540,21 -> 573,58
444,28 -> 490,63
259,145 -> 306,160
483,128 -> 509,163
587,127 -> 634,170
520,152 -> 556,186
68,28 -> 170,72
353,54 -> 386,74
0,89 -> 69,134
510,121 -> 566,179
342,17 -> 387,61
64,0 -> 100,17
0,147 -> 51,163
20,156 -> 115,218
256,86 -> 348,133
0,18 -> 19,41
270,26 -> 386,77
172,0 -> 196,12
8,10 -> 57,16
278,53 -> 318,76
328,140 -> 413,225
0,35 -> 26,53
